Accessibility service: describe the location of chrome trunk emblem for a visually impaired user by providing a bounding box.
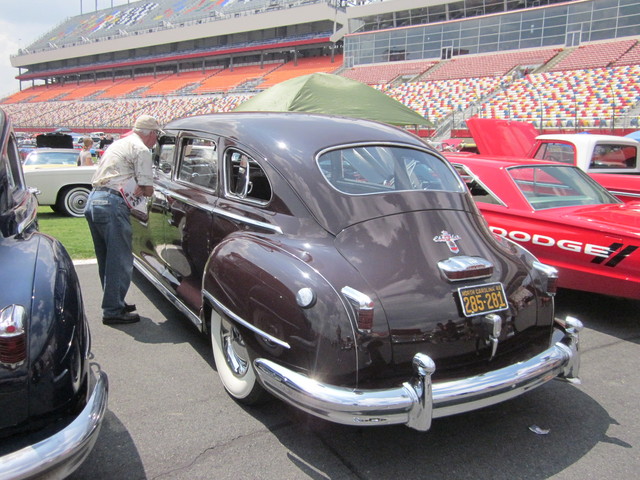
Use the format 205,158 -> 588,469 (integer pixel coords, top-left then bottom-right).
434,230 -> 461,254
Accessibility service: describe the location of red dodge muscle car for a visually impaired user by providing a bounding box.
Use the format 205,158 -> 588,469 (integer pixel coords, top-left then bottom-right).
450,154 -> 640,300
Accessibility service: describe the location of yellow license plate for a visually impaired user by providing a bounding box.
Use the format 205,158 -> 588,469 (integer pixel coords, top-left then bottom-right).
457,283 -> 509,317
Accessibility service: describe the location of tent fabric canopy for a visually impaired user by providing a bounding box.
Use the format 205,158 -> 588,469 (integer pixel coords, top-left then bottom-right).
234,72 -> 430,127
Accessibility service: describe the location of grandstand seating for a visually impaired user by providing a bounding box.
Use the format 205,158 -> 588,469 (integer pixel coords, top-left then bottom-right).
60,78 -> 128,101
4,38 -> 640,133
340,60 -> 435,85
256,55 -> 343,89
613,40 -> 640,66
549,39 -> 637,71
140,69 -> 222,97
422,49 -> 561,80
96,75 -> 170,99
478,64 -> 640,126
192,64 -> 282,94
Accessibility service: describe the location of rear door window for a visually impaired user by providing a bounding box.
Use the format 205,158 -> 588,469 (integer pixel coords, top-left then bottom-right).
176,137 -> 218,192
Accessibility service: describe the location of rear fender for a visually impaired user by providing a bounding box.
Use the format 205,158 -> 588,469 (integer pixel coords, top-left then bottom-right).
202,233 -> 359,384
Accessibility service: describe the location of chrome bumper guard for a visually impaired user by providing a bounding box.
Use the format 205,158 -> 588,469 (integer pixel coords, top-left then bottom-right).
254,317 -> 582,432
0,364 -> 109,480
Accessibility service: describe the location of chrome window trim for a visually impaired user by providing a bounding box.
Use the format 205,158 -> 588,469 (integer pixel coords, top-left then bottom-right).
316,141 -> 466,196
452,163 -> 508,207
222,146 -> 272,206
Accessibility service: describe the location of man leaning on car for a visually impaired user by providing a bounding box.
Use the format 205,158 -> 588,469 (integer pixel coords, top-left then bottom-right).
84,114 -> 162,325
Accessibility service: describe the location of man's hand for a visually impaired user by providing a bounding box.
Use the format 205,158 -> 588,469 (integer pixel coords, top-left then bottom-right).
134,185 -> 154,197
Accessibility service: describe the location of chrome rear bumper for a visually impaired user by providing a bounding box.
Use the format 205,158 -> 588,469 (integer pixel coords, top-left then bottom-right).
254,318 -> 582,432
0,364 -> 108,479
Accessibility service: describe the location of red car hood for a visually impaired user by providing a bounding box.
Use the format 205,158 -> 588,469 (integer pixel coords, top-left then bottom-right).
466,117 -> 537,157
556,202 -> 640,235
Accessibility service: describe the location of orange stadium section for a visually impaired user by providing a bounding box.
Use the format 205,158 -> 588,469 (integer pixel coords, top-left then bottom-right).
193,64 -> 283,94
22,83 -> 81,103
140,69 -> 223,97
256,54 -> 344,89
2,85 -> 50,104
60,78 -> 130,101
96,74 -> 171,99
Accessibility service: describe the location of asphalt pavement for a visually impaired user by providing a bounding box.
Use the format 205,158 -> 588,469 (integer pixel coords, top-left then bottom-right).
68,261 -> 640,480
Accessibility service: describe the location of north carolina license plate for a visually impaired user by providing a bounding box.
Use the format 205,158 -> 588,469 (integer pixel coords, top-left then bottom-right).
457,282 -> 509,317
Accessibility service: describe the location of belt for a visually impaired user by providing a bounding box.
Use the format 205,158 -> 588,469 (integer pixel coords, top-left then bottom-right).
94,186 -> 121,196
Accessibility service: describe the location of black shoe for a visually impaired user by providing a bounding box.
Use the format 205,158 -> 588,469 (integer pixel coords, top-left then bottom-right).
103,312 -> 140,325
124,303 -> 137,313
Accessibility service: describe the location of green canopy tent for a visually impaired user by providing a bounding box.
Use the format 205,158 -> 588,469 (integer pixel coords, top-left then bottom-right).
233,72 -> 431,127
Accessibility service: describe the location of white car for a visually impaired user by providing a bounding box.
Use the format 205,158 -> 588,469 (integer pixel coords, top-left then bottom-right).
23,149 -> 96,217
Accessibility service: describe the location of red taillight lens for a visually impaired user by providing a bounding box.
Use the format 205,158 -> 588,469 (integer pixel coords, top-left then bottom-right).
0,305 -> 27,368
357,308 -> 374,331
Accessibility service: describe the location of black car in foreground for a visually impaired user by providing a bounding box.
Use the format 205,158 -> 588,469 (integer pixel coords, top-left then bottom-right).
132,112 -> 582,431
0,109 -> 108,478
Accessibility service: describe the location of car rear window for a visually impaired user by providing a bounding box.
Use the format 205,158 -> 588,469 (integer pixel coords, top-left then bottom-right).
317,145 -> 464,195
508,165 -> 618,209
24,151 -> 78,165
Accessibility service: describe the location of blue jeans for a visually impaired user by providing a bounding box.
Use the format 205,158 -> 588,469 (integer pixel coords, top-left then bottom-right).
84,189 -> 133,317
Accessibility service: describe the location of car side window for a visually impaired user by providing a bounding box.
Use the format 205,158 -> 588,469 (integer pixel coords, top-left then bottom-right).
224,149 -> 271,203
453,164 -> 504,205
155,141 -> 176,175
1,135 -> 25,212
177,137 -> 218,191
533,142 -> 574,164
590,144 -> 637,169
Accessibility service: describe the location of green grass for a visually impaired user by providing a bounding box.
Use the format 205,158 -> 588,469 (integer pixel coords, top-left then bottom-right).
36,206 -> 96,260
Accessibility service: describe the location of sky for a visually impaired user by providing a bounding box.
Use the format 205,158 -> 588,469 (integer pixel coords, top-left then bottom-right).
0,1 -> 133,98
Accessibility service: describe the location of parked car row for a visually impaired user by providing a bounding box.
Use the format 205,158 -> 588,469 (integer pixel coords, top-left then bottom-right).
5,107 -> 639,476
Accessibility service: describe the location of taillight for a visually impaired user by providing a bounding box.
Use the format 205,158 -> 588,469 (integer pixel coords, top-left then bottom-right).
0,305 -> 27,368
533,261 -> 558,296
341,286 -> 374,331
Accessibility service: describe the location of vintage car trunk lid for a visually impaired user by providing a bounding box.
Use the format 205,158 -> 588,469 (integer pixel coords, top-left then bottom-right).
0,234 -> 37,432
334,208 -> 549,377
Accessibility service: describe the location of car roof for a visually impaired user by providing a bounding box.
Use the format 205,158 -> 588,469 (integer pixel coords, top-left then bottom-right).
164,112 -> 462,235
536,134 -> 640,146
164,112 -> 425,159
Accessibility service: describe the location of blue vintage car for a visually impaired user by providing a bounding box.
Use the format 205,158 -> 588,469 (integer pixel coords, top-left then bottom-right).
0,108 -> 108,479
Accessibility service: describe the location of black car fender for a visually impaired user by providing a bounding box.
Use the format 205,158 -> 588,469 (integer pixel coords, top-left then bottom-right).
0,231 -> 89,426
202,232 -> 361,384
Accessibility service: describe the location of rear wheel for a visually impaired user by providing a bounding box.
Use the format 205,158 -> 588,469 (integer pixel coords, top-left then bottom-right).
57,186 -> 90,217
210,310 -> 267,405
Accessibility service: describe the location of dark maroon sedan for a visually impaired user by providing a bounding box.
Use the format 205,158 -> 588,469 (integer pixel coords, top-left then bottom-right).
132,112 -> 582,431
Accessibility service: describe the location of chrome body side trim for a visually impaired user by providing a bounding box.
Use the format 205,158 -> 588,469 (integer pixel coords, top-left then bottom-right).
254,321 -> 581,432
203,290 -> 291,349
133,257 -> 202,329
0,365 -> 108,480
607,189 -> 640,199
163,190 -> 282,234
